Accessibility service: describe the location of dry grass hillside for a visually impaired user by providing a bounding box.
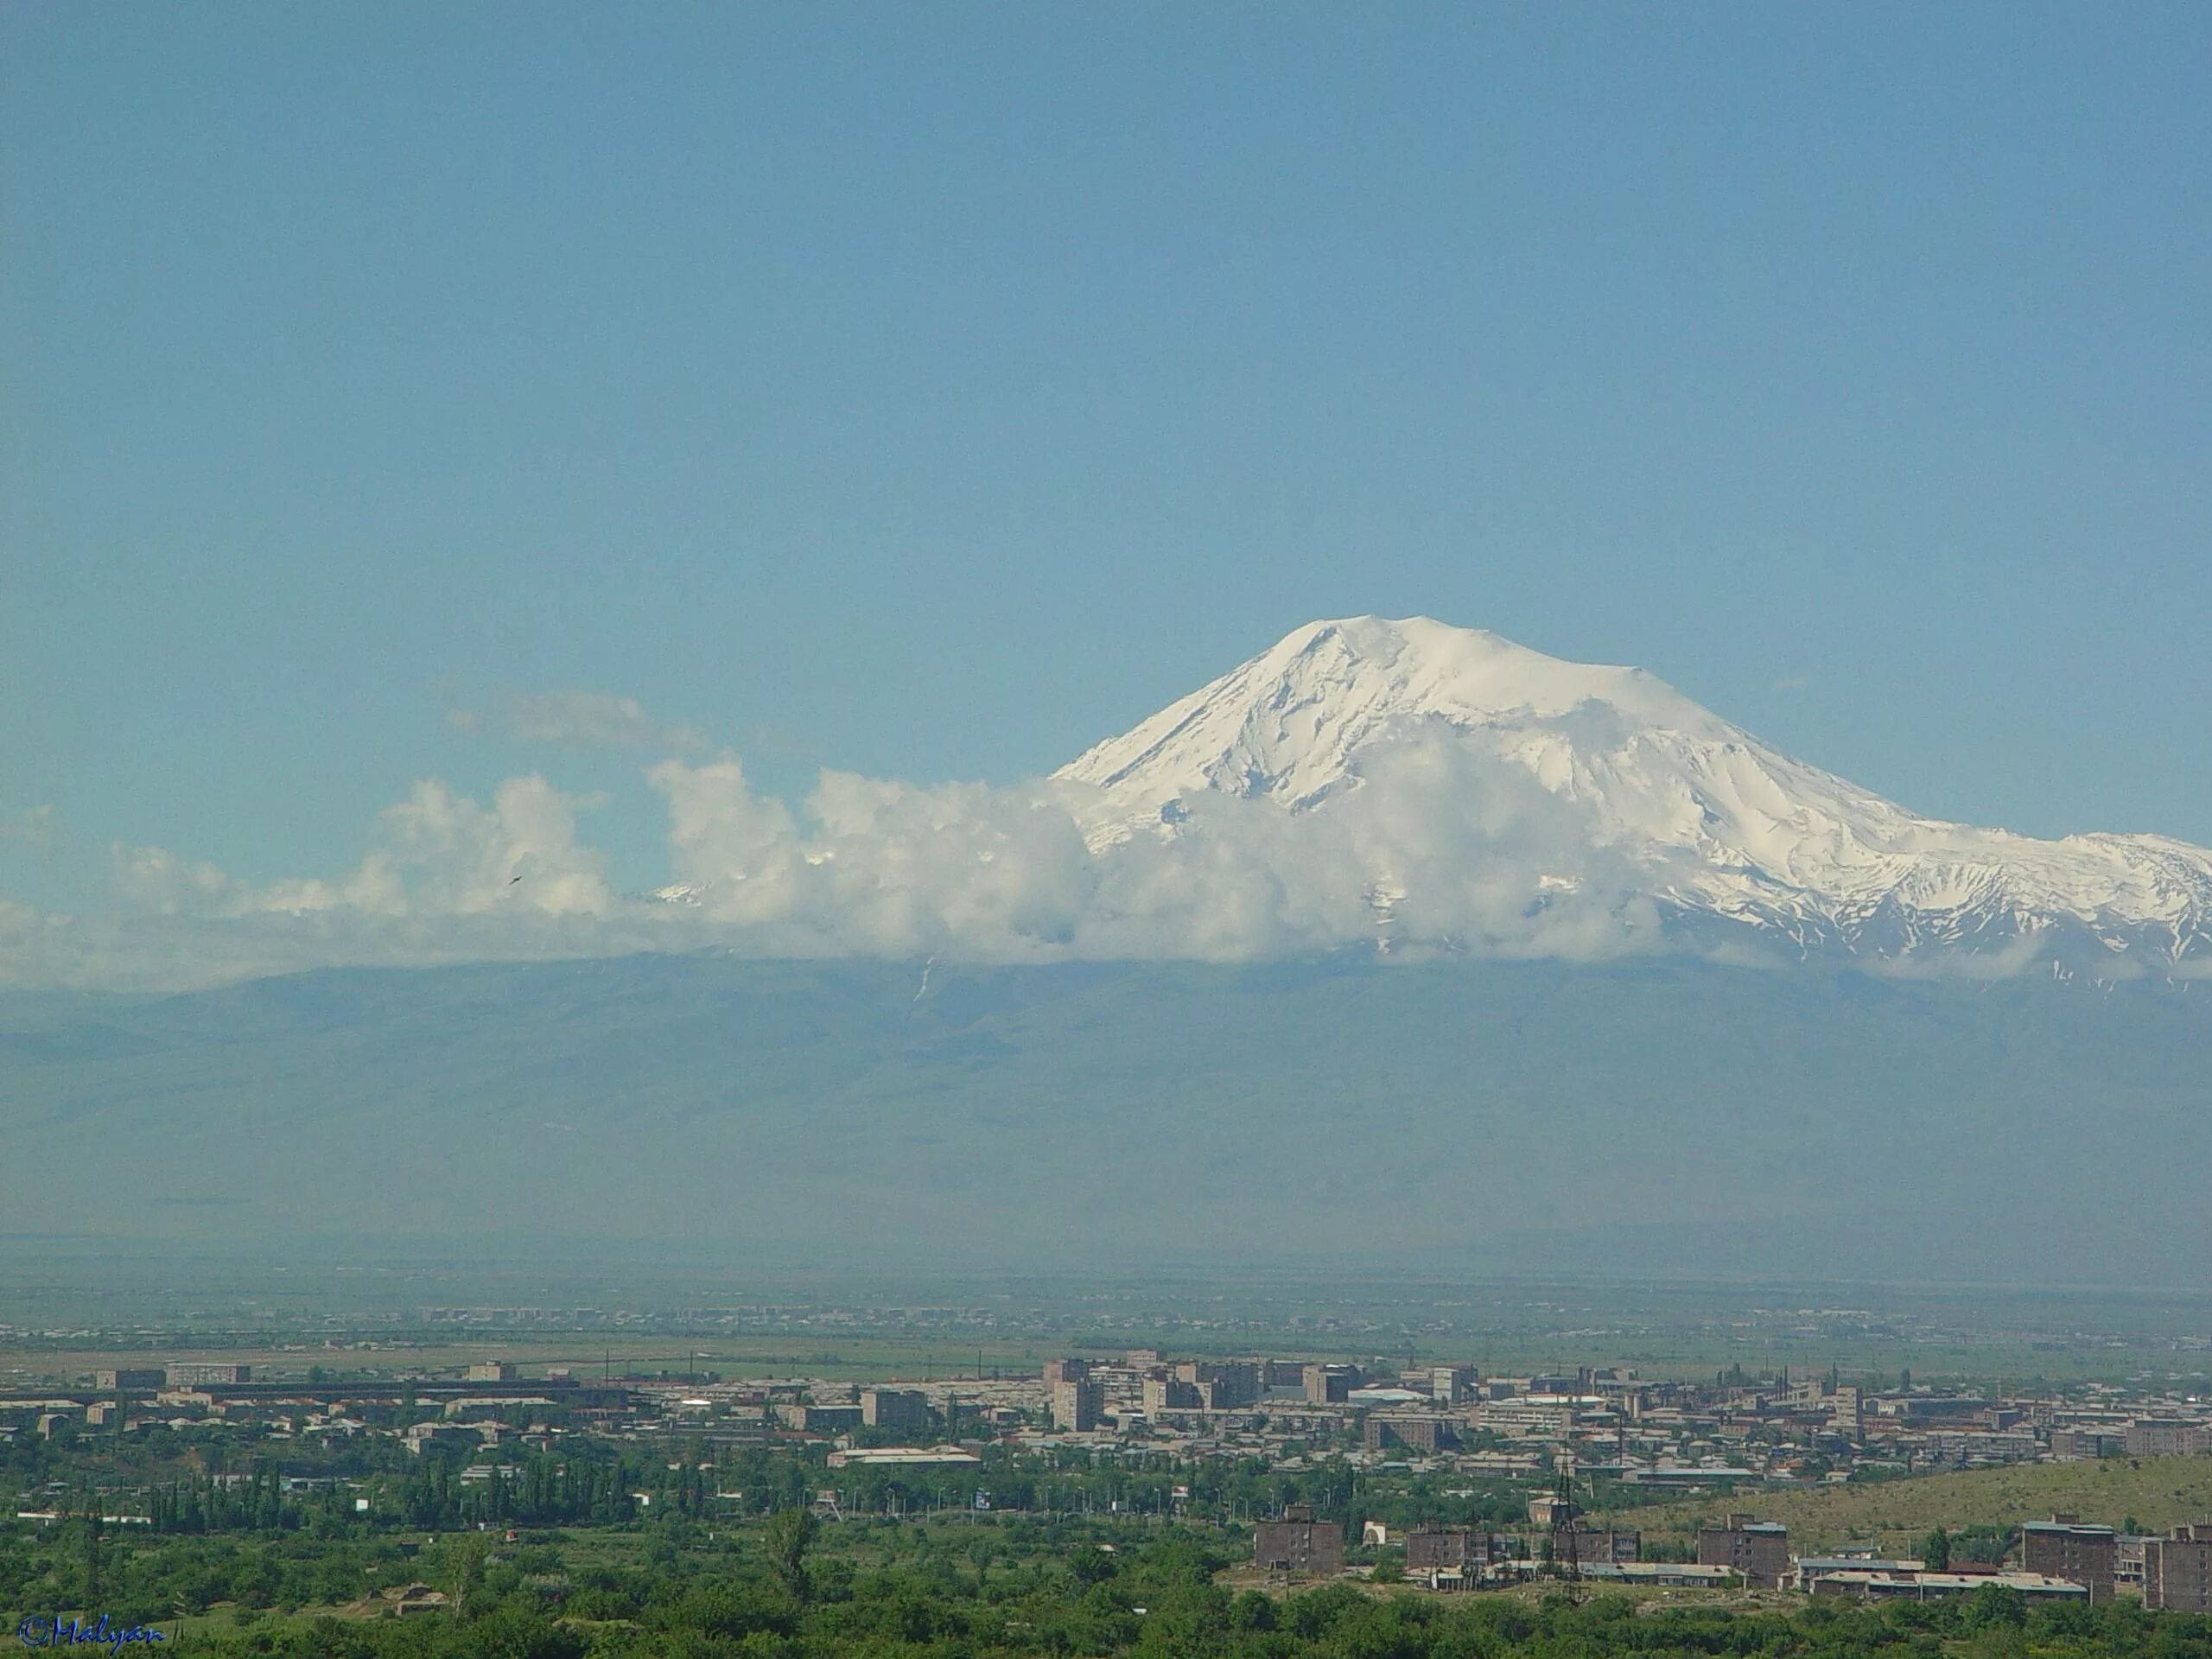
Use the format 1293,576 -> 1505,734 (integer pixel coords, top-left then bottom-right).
1600,1456 -> 2212,1556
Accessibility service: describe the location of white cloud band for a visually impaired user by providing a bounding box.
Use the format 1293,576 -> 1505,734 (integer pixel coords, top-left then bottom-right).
0,730 -> 1681,990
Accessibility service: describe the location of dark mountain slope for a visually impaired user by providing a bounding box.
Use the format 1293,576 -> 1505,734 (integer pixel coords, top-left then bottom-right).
1,954 -> 2203,1285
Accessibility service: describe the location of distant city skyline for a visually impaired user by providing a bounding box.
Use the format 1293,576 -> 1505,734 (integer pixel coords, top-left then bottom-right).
5,3 -> 2209,957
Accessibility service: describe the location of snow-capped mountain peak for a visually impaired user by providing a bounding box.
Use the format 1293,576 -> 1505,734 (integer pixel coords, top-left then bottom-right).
1060,614 -> 1726,810
1056,615 -> 2212,969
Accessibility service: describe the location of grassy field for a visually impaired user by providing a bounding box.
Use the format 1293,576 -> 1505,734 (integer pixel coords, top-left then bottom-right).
1598,1456 -> 2212,1554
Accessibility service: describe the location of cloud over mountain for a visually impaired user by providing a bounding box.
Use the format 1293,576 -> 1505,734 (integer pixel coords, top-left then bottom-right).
5,617 -> 2209,989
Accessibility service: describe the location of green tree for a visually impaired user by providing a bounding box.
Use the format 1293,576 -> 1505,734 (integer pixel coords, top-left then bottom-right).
1923,1526 -> 1951,1570
443,1532 -> 490,1611
762,1506 -> 819,1605
1962,1582 -> 2027,1630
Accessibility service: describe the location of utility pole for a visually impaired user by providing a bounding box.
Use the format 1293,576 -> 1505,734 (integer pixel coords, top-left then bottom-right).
85,1505 -> 105,1607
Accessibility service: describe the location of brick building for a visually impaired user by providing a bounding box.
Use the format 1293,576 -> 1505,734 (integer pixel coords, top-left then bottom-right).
1557,1523 -> 1640,1566
2145,1523 -> 2212,1614
1697,1515 -> 1789,1588
1364,1414 -> 1459,1453
2021,1515 -> 2116,1602
1405,1527 -> 1494,1573
1254,1505 -> 1344,1579
861,1389 -> 929,1432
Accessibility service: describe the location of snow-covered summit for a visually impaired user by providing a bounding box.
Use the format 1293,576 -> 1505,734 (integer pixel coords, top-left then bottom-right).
1061,615 -> 1727,810
1056,615 -> 2212,967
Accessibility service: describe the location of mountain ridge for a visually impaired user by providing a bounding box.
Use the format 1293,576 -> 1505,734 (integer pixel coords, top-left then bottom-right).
3,951 -> 2206,1280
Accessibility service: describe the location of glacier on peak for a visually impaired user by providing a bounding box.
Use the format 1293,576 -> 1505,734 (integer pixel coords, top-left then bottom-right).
1054,615 -> 2212,968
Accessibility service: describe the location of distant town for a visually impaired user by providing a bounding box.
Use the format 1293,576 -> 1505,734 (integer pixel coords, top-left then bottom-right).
9,1345 -> 2209,1614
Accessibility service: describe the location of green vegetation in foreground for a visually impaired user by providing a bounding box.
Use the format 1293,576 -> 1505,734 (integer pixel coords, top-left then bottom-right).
1600,1455 -> 2212,1555
3,1516 -> 2211,1659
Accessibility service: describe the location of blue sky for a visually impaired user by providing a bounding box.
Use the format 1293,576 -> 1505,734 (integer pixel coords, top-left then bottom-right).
4,2 -> 2209,917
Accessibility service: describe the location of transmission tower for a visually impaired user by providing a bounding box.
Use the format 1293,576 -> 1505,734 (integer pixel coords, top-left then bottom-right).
1551,1466 -> 1580,1598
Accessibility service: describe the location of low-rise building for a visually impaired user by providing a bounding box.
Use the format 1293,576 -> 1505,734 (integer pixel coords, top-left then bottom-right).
1577,1562 -> 1737,1589
1795,1557 -> 1925,1592
374,1584 -> 449,1616
94,1370 -> 166,1392
167,1363 -> 251,1388
824,1445 -> 981,1469
1811,1571 -> 2088,1603
1479,1399 -> 1578,1440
